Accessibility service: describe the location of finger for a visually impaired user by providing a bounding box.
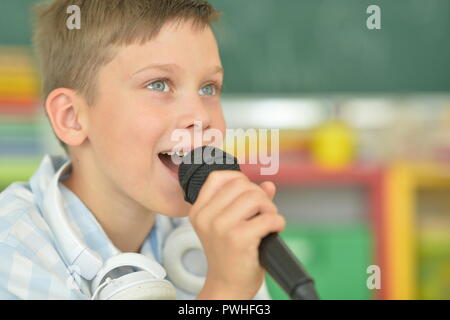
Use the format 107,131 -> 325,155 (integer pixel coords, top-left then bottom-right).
190,170 -> 248,213
211,191 -> 279,231
239,212 -> 286,243
259,181 -> 276,201
191,176 -> 265,222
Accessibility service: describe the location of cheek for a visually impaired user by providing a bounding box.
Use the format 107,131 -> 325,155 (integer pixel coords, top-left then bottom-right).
89,100 -> 166,167
127,113 -> 166,154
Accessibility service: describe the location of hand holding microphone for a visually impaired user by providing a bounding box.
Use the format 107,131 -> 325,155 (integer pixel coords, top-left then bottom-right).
182,164 -> 285,298
179,146 -> 319,300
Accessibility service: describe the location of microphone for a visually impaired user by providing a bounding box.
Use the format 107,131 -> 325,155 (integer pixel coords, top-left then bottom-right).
178,146 -> 319,300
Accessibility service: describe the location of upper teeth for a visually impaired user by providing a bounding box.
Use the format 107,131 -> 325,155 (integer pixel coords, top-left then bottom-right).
160,151 -> 188,157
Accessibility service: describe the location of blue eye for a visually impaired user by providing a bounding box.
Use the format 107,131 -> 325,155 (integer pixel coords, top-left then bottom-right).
199,84 -> 216,96
147,80 -> 170,92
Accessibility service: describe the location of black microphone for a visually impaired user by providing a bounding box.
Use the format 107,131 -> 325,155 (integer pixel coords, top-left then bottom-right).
178,146 -> 319,300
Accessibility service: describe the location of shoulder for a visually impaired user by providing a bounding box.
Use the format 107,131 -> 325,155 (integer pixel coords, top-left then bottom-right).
0,183 -> 85,299
0,181 -> 52,246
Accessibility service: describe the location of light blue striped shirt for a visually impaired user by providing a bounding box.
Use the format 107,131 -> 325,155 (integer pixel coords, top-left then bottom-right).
0,155 -> 270,300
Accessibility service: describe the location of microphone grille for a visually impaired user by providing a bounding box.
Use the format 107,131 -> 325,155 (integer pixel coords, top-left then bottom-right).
178,146 -> 240,204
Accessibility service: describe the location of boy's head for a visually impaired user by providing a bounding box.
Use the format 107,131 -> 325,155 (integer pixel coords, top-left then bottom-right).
33,0 -> 226,218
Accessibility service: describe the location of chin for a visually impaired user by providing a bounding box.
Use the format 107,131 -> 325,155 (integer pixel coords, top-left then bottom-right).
155,199 -> 191,218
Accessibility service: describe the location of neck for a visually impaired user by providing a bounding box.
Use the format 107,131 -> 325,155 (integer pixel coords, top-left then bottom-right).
62,156 -> 156,253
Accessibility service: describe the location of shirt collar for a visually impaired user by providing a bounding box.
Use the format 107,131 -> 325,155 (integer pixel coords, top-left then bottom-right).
29,154 -> 163,267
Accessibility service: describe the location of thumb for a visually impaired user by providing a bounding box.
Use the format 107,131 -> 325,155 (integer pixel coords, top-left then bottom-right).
259,181 -> 276,200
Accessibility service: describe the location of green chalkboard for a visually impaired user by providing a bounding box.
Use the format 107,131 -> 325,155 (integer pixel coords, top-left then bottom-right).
209,0 -> 450,93
1,0 -> 449,93
0,0 -> 37,45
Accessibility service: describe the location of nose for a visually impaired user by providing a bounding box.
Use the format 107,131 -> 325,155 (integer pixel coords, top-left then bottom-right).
176,95 -> 212,131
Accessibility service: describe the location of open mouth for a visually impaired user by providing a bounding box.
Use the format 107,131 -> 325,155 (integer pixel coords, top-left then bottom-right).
157,151 -> 189,178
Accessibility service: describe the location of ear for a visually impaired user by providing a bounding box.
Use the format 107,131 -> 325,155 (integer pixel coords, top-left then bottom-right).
45,88 -> 88,147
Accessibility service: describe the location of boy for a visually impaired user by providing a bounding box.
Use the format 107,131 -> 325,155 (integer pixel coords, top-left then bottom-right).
0,0 -> 285,299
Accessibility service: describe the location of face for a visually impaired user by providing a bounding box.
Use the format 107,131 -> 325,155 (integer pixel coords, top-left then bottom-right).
85,20 -> 226,217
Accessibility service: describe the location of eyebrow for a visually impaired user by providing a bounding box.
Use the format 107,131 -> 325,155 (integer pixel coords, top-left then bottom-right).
132,63 -> 224,77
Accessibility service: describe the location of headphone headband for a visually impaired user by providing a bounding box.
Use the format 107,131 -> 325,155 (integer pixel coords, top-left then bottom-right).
42,160 -> 103,280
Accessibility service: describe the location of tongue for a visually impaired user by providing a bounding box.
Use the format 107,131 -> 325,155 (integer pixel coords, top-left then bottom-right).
159,153 -> 179,175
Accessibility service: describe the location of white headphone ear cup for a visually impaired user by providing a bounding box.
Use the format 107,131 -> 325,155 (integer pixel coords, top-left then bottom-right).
91,252 -> 167,293
109,281 -> 175,300
100,271 -> 176,300
163,224 -> 205,294
91,253 -> 175,300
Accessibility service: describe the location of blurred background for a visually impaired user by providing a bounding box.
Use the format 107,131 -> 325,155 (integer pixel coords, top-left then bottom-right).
0,0 -> 449,299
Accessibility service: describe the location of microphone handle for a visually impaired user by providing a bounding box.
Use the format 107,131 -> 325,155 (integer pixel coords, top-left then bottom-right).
258,233 -> 320,300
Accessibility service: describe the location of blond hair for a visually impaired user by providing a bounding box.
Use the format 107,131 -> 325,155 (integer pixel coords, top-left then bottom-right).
32,0 -> 220,151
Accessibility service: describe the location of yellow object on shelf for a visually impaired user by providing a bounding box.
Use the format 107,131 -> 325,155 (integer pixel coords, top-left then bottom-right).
311,120 -> 356,169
